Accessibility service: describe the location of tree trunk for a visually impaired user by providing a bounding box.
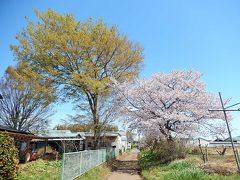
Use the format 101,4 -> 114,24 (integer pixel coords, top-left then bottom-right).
86,92 -> 101,150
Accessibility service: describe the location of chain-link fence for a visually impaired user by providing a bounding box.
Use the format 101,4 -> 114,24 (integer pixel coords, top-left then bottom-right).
61,148 -> 119,180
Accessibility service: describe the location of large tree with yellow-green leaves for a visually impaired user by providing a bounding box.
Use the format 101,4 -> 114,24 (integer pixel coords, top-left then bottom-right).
10,9 -> 143,148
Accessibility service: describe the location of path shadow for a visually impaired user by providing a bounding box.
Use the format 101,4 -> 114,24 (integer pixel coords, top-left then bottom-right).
110,160 -> 141,175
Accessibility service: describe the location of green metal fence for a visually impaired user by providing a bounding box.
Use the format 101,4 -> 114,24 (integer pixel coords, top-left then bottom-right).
61,148 -> 119,180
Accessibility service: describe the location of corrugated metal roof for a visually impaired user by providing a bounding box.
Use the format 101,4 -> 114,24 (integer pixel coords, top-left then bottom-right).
36,130 -> 122,139
0,125 -> 32,135
224,136 -> 240,142
36,130 -> 84,139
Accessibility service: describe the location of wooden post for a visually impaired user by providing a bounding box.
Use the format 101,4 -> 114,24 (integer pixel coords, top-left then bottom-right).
44,140 -> 47,155
56,151 -> 59,161
198,138 -> 206,163
205,145 -> 208,162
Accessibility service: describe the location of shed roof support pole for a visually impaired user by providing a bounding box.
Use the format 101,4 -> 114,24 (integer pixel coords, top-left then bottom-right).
44,140 -> 47,155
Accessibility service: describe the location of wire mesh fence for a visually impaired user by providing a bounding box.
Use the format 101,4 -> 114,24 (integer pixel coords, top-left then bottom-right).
61,148 -> 119,180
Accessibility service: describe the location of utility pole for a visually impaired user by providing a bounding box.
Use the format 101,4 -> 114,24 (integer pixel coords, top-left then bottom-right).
209,92 -> 240,173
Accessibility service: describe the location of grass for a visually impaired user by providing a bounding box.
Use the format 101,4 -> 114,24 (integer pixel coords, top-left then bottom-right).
190,146 -> 238,174
17,159 -> 111,180
17,159 -> 61,180
141,158 -> 240,180
140,150 -> 240,180
76,164 -> 111,180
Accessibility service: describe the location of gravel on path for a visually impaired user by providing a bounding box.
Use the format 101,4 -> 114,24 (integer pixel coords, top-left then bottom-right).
105,149 -> 142,180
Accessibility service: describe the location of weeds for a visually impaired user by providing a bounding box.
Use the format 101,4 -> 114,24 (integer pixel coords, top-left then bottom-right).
140,150 -> 239,180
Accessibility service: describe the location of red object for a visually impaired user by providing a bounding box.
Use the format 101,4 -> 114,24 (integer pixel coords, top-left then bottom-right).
30,152 -> 38,161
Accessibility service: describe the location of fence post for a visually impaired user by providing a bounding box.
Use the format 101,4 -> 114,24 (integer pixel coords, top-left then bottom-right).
80,152 -> 82,175
61,153 -> 65,180
102,149 -> 104,162
97,150 -> 100,165
106,148 -> 108,161
90,151 -> 92,168
205,145 -> 208,162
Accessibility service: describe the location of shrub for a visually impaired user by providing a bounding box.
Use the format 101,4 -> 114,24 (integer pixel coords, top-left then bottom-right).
0,133 -> 19,180
154,140 -> 187,162
188,146 -> 201,155
139,150 -> 160,169
139,140 -> 187,169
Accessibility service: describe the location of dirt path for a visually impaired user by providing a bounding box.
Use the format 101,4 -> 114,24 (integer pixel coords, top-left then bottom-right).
105,148 -> 142,180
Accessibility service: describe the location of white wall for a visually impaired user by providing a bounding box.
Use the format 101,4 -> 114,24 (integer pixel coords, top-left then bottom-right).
209,142 -> 240,147
111,135 -> 122,150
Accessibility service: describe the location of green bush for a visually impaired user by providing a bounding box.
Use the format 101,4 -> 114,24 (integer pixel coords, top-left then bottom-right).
139,140 -> 187,169
139,150 -> 160,169
0,133 -> 19,180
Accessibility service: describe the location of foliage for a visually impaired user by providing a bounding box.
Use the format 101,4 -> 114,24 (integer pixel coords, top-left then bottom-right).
188,146 -> 201,155
139,140 -> 187,169
17,159 -> 61,180
0,74 -> 52,131
54,123 -> 93,132
10,9 -> 143,148
139,150 -> 160,169
141,156 -> 239,180
54,123 -> 118,132
116,70 -> 227,139
0,133 -> 19,180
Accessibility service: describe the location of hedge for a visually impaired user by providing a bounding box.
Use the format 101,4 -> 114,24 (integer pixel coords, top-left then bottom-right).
0,133 -> 19,180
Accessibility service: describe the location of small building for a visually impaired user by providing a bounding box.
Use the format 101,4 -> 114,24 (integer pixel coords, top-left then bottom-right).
34,130 -> 130,153
193,138 -> 210,146
119,131 -> 131,151
119,131 -> 127,148
0,125 -> 48,162
209,136 -> 240,147
36,130 -> 85,153
81,132 -> 122,150
180,137 -> 210,147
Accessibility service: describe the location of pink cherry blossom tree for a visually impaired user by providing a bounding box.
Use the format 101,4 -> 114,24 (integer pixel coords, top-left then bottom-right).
115,70 -> 228,140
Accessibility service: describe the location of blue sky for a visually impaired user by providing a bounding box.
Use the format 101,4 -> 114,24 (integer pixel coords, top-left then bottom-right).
1,0 -> 240,135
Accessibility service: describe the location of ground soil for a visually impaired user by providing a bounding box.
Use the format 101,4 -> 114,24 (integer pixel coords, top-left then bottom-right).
105,148 -> 142,180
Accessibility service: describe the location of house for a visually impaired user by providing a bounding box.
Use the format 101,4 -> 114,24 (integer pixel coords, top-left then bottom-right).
180,137 -> 210,147
82,131 -> 132,151
118,131 -> 131,151
193,138 -> 210,146
35,130 -> 85,153
81,131 -> 122,150
209,136 -> 240,147
0,125 -> 48,162
34,130 -> 130,154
